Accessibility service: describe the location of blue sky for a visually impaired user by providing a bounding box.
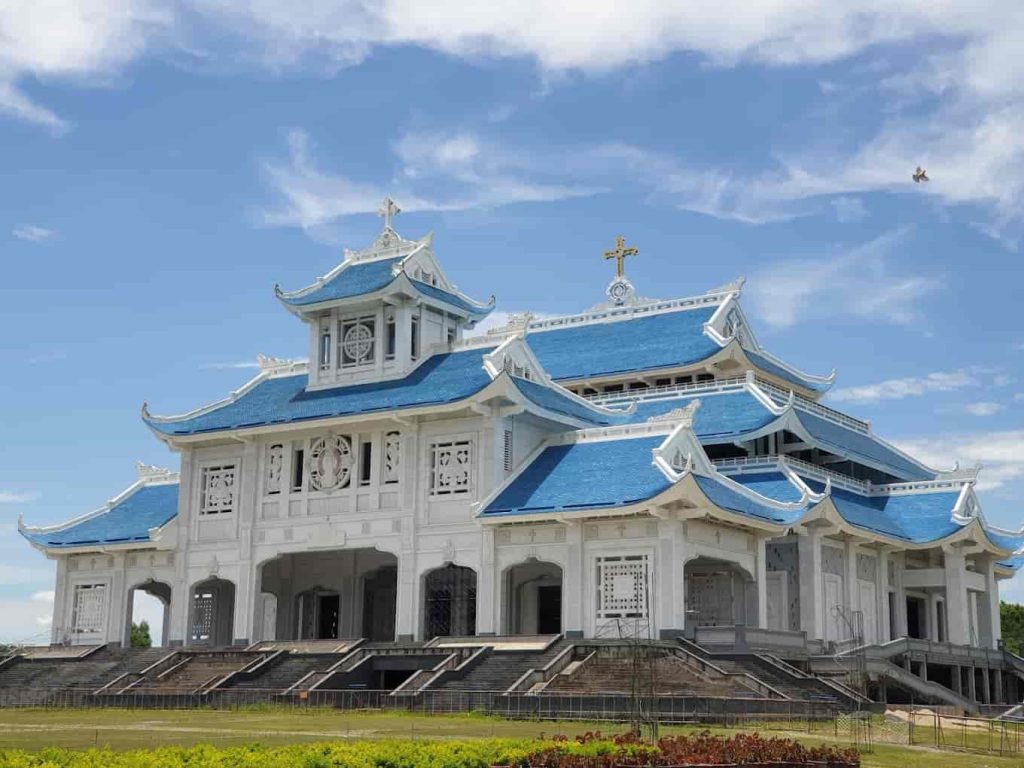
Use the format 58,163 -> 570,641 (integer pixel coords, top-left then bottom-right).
2,2 -> 1023,642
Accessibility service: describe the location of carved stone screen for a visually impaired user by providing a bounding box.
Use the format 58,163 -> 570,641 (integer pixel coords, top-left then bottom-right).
71,583 -> 106,635
596,554 -> 650,620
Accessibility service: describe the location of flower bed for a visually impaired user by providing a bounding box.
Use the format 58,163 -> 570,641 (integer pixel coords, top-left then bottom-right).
509,732 -> 860,767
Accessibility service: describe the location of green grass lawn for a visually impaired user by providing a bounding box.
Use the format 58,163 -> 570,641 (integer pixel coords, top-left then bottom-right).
0,708 -> 1019,768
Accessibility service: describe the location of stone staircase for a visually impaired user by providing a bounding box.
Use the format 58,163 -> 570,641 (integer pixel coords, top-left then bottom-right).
128,651 -> 266,693
545,648 -> 757,698
223,653 -> 344,691
0,647 -> 169,704
433,639 -> 571,692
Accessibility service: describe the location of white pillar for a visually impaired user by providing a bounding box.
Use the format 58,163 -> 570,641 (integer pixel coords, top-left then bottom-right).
893,554 -> 909,638
943,546 -> 969,646
563,521 -> 584,637
476,528 -> 497,635
877,549 -> 891,643
755,534 -> 769,630
798,528 -> 824,641
657,518 -> 686,635
50,557 -> 69,645
985,558 -> 1002,649
844,540 -> 858,641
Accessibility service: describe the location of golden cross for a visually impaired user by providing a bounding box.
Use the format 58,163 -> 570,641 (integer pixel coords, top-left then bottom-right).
603,235 -> 638,278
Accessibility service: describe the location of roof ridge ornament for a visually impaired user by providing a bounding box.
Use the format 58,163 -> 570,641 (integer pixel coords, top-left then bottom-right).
135,461 -> 176,483
602,235 -> 639,306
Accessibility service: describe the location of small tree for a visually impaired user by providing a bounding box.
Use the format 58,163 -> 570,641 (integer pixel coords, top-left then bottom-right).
130,620 -> 152,649
1002,602 -> 1024,655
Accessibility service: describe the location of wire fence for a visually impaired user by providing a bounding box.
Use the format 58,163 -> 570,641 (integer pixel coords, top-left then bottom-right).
0,689 -> 1021,758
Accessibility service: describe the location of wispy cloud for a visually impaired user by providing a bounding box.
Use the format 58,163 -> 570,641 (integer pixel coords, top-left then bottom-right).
896,430 -> 1024,492
830,369 -> 981,404
0,491 -> 39,504
12,224 -> 54,242
259,128 -> 601,237
965,401 -> 1004,416
745,229 -> 942,330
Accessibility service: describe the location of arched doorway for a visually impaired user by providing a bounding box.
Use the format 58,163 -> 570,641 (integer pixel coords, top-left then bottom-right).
256,548 -> 398,641
423,564 -> 477,637
125,580 -> 171,647
362,565 -> 397,641
504,560 -> 562,635
684,557 -> 753,627
189,577 -> 235,646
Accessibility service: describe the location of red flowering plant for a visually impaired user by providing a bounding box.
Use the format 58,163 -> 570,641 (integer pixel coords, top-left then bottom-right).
507,731 -> 859,768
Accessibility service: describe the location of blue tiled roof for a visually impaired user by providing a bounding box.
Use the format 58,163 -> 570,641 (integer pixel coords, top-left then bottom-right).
281,258 -> 403,306
410,279 -> 491,316
481,436 -> 671,517
526,307 -> 722,381
627,390 -> 777,439
146,347 -> 496,435
745,349 -> 831,393
723,471 -> 805,503
278,258 -> 491,317
510,377 -> 619,426
804,479 -> 960,542
795,411 -> 934,482
692,474 -> 806,524
21,483 -> 179,549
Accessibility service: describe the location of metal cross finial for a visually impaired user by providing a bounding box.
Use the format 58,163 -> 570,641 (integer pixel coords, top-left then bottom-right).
603,235 -> 639,278
377,196 -> 401,230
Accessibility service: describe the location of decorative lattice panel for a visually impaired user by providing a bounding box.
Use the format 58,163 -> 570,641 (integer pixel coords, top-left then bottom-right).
857,553 -> 877,582
596,555 -> 650,619
265,444 -> 283,495
383,432 -> 401,484
309,435 -> 353,491
191,590 -> 215,641
766,542 -> 800,630
822,545 -> 845,576
200,465 -> 236,514
340,316 -> 376,368
430,440 -> 473,496
71,584 -> 106,634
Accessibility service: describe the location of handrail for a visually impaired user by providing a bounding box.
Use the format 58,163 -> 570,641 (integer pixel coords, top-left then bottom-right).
506,642 -> 576,694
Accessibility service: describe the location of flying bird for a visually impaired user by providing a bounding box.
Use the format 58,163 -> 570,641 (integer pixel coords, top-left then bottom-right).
913,167 -> 929,183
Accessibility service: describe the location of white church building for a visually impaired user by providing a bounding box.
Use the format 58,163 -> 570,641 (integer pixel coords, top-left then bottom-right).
21,201 -> 1024,660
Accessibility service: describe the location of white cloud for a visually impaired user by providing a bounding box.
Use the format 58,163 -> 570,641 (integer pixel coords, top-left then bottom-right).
895,430 -> 1024,492
30,590 -> 54,603
259,128 -> 601,236
965,401 -> 1004,416
11,224 -> 54,242
0,0 -> 170,131
745,229 -> 942,330
830,369 -> 980,404
0,563 -> 53,586
0,490 -> 39,503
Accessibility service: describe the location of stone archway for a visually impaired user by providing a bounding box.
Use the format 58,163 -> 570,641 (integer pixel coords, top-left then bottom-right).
125,580 -> 171,647
684,557 -> 753,627
504,560 -> 563,635
423,564 -> 477,638
189,577 -> 236,647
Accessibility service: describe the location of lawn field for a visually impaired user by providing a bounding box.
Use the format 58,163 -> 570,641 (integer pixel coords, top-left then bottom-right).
0,708 -> 1019,768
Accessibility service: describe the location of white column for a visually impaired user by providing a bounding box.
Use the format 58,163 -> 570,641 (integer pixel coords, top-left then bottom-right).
798,528 -> 824,641
943,546 -> 969,646
893,554 -> 909,638
476,528 -> 497,635
844,539 -> 858,641
563,521 -> 584,637
755,534 -> 769,630
49,557 -> 69,645
877,549 -> 891,643
106,554 -> 127,646
656,518 -> 686,635
985,557 -> 1002,649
